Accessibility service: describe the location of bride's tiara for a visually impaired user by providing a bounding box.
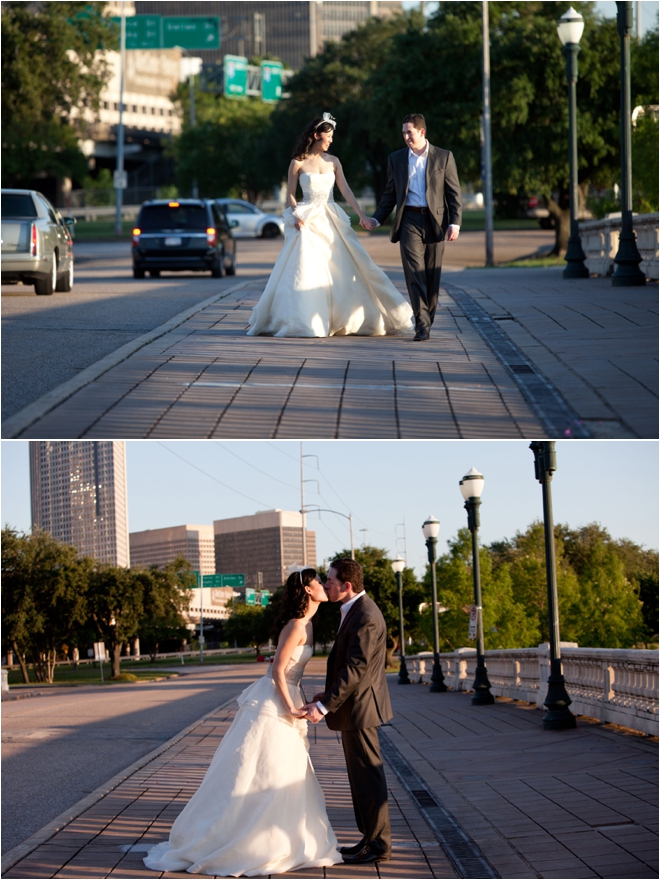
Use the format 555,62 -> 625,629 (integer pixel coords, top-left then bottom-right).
315,112 -> 337,129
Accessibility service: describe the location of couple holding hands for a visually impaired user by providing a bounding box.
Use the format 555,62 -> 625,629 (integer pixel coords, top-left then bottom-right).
144,558 -> 394,876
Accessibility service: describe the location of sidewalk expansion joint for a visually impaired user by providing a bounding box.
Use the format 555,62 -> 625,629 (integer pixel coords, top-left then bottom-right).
379,729 -> 500,879
446,283 -> 592,438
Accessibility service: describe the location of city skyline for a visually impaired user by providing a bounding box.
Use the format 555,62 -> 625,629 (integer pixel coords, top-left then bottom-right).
4,440 -> 658,577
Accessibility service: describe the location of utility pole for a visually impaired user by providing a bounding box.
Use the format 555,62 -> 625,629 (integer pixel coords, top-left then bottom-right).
482,0 -> 494,266
300,442 -> 307,567
114,1 -> 126,236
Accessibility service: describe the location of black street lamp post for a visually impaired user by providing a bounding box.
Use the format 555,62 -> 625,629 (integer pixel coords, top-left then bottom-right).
422,516 -> 447,693
557,7 -> 589,279
530,442 -> 577,731
391,556 -> 410,685
459,468 -> 494,706
611,1 -> 646,285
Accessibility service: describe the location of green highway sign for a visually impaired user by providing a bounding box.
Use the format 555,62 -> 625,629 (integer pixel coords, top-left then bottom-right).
224,54 -> 248,98
163,16 -> 220,50
261,61 -> 283,102
202,574 -> 224,588
220,574 -> 246,587
260,590 -> 271,607
112,15 -> 161,49
245,588 -> 256,606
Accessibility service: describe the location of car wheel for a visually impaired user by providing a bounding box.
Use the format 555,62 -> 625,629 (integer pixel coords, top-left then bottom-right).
35,254 -> 57,295
150,269 -> 161,278
225,252 -> 236,276
55,260 -> 74,292
133,267 -> 145,279
211,254 -> 223,277
261,223 -> 281,239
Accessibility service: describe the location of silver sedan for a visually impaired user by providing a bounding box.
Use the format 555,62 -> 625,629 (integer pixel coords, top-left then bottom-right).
214,199 -> 284,239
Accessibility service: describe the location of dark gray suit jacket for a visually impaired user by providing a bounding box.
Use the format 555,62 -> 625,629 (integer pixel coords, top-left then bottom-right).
372,143 -> 462,243
321,593 -> 393,732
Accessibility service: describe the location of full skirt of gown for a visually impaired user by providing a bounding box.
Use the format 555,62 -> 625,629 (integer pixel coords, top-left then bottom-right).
143,646 -> 341,877
247,171 -> 414,338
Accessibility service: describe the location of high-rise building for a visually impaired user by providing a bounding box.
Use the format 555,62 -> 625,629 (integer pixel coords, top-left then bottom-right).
134,1 -> 402,71
29,442 -> 130,567
129,524 -> 215,575
214,509 -> 316,592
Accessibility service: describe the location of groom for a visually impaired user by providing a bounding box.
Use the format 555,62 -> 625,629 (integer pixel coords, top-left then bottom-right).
303,558 -> 393,865
362,113 -> 462,341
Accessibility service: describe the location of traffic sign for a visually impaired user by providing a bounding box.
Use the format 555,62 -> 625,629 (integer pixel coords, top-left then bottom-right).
163,16 -> 220,50
112,15 -> 161,50
221,574 -> 245,587
245,588 -> 256,606
260,590 -> 271,607
224,55 -> 248,98
202,573 -> 224,588
468,605 -> 478,640
261,61 -> 283,102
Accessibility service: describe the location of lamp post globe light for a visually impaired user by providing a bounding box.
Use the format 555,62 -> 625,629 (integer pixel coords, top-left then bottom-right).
421,516 -> 447,692
557,7 -> 589,279
459,468 -> 494,706
529,442 -> 577,730
391,555 -> 410,685
611,1 -> 646,286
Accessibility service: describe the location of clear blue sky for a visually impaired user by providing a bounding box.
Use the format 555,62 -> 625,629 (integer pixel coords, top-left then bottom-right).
402,1 -> 658,34
2,440 -> 657,576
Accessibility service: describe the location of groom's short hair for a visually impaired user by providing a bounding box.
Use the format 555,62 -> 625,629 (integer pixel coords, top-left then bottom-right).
331,558 -> 364,592
402,113 -> 426,132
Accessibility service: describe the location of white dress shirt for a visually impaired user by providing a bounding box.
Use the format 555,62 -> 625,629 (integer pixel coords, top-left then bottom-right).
316,591 -> 366,715
372,141 -> 459,233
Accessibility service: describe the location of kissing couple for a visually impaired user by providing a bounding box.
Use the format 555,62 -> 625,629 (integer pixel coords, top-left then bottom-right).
247,111 -> 462,342
144,557 -> 394,876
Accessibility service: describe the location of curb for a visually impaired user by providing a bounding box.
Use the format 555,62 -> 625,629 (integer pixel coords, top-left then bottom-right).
0,693 -> 240,875
1,278 -> 256,439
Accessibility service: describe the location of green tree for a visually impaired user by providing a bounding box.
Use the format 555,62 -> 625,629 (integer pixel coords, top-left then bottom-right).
224,603 -> 270,652
631,113 -> 659,212
138,557 -> 192,661
172,87 -> 278,201
1,527 -> 91,683
1,2 -> 117,186
87,564 -> 149,678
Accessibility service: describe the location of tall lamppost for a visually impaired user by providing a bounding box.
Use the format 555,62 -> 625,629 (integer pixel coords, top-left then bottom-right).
422,516 -> 447,692
529,442 -> 577,730
557,7 -> 589,279
459,467 -> 494,706
611,1 -> 646,285
391,556 -> 410,684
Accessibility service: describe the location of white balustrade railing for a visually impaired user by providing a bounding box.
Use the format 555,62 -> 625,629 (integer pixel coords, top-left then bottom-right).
404,646 -> 658,736
579,212 -> 659,279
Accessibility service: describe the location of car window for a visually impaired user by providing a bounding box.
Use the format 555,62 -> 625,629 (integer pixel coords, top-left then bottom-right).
227,203 -> 257,214
2,193 -> 38,218
35,195 -> 59,224
138,204 -> 208,231
211,205 -> 228,229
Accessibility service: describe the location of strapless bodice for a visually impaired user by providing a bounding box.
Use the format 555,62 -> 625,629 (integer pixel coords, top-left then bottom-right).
267,643 -> 313,687
299,171 -> 335,206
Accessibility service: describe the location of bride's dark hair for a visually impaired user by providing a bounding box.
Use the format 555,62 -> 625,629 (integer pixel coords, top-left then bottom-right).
292,118 -> 334,160
271,568 -> 317,642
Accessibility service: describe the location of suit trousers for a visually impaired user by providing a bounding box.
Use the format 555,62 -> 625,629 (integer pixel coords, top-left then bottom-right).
341,727 -> 391,856
399,210 -> 445,334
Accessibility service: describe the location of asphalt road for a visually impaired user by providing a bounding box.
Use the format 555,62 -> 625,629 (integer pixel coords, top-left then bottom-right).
1,665 -> 263,855
1,229 -> 553,422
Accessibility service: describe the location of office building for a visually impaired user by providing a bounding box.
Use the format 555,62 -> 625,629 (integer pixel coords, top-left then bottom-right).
214,509 -> 316,592
29,441 -> 130,567
134,1 -> 403,71
129,524 -> 216,574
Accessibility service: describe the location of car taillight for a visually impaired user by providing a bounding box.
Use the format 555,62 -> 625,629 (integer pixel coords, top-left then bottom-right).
206,227 -> 217,247
30,223 -> 38,256
132,227 -> 141,247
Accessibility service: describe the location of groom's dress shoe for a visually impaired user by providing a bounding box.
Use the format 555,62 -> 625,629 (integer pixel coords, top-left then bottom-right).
413,331 -> 430,342
339,842 -> 366,856
342,845 -> 392,864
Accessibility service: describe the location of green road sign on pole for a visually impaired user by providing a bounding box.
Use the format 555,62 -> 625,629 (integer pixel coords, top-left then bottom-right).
261,61 -> 283,102
163,16 -> 220,50
221,574 -> 246,587
111,15 -> 161,49
224,55 -> 248,98
202,574 -> 224,588
260,590 -> 271,607
245,588 -> 256,606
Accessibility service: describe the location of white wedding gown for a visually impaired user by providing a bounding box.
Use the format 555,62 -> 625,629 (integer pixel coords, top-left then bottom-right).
247,171 -> 414,337
143,645 -> 342,877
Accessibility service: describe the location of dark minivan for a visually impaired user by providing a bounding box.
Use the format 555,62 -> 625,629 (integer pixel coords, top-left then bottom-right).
132,199 -> 236,278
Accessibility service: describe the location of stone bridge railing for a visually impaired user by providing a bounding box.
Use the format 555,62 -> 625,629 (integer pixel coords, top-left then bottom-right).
405,646 -> 658,736
579,212 -> 659,280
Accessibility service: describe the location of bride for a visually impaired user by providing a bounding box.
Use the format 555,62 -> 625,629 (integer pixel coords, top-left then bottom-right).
247,113 -> 414,337
143,569 -> 342,877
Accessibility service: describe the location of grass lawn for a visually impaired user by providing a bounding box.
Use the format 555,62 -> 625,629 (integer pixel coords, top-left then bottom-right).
347,208 -> 541,233
72,218 -> 133,242
490,255 -> 565,269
